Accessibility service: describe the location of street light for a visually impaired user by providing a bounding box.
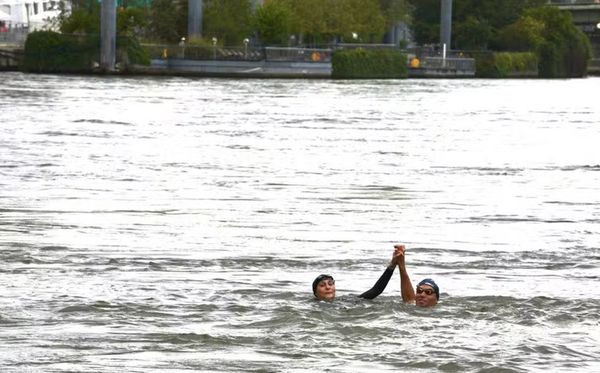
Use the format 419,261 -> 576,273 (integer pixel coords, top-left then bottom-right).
212,37 -> 217,60
178,37 -> 186,59
243,38 -> 249,59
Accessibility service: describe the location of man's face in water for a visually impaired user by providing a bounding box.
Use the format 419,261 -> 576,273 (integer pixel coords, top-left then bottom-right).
315,278 -> 336,301
415,285 -> 438,307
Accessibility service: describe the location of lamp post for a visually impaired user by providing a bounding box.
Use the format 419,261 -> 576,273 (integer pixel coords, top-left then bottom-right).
178,37 -> 186,59
212,37 -> 217,60
440,0 -> 452,49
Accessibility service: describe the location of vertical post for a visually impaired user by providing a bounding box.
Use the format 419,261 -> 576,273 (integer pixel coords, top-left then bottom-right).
212,37 -> 217,60
188,0 -> 202,39
101,0 -> 116,72
442,43 -> 447,68
440,0 -> 452,53
24,4 -> 31,29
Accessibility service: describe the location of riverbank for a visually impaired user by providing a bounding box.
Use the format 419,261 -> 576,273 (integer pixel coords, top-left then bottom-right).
3,43 -> 598,78
130,56 -> 476,79
134,58 -> 332,79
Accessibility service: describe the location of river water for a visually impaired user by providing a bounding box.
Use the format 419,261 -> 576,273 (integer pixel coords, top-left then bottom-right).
1,72 -> 599,372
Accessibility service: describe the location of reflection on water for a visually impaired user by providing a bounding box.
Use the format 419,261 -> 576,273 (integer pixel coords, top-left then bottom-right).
1,72 -> 599,372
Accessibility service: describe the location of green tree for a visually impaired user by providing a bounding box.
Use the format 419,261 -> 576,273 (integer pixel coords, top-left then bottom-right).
408,0 -> 438,45
453,16 -> 491,50
408,0 -> 546,47
57,0 -> 151,38
379,0 -> 412,29
203,0 -> 253,46
494,15 -> 545,51
117,6 -> 148,37
58,0 -> 100,34
287,0 -> 386,45
524,6 -> 591,77
147,0 -> 187,42
253,0 -> 297,45
289,0 -> 329,45
345,0 -> 386,43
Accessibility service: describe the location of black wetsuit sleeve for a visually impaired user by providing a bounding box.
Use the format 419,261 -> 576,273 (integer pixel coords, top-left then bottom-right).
358,266 -> 394,299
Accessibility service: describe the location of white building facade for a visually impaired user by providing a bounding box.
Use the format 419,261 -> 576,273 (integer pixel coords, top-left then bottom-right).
0,0 -> 65,31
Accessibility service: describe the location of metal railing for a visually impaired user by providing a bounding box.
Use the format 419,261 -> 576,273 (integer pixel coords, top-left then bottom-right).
420,57 -> 476,71
145,43 -> 481,73
549,0 -> 600,4
264,47 -> 331,62
335,43 -> 397,50
0,30 -> 28,45
146,45 -> 333,63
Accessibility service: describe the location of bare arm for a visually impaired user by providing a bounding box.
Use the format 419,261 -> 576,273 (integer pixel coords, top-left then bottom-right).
394,244 -> 415,303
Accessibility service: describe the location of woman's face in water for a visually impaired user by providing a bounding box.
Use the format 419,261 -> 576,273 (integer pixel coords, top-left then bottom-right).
315,278 -> 336,301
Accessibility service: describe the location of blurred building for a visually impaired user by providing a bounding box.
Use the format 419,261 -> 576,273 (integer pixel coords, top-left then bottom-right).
0,0 -> 65,31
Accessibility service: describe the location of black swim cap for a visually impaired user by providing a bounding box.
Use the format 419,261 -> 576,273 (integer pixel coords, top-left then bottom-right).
312,274 -> 334,295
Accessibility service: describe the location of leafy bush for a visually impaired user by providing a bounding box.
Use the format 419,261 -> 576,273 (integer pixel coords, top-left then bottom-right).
332,48 -> 407,79
493,16 -> 545,52
23,31 -> 150,73
23,31 -> 99,73
118,36 -> 151,66
474,51 -> 537,78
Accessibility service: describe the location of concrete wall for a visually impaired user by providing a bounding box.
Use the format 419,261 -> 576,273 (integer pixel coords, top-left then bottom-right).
144,59 -> 331,78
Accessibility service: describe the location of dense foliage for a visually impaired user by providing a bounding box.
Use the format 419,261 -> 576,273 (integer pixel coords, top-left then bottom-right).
147,0 -> 187,42
524,7 -> 590,78
409,0 -> 591,78
57,0 -> 411,47
253,0 -> 297,45
203,0 -> 253,46
23,30 -> 149,73
474,51 -> 538,78
23,30 -> 98,72
286,0 -> 387,45
332,48 -> 407,78
408,0 -> 547,48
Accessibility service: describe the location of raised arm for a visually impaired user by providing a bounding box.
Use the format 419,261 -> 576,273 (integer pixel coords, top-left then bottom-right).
358,253 -> 396,300
395,244 -> 415,303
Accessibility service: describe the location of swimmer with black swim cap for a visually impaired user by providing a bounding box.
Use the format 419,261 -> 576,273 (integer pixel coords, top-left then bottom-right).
312,252 -> 398,302
312,274 -> 336,301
